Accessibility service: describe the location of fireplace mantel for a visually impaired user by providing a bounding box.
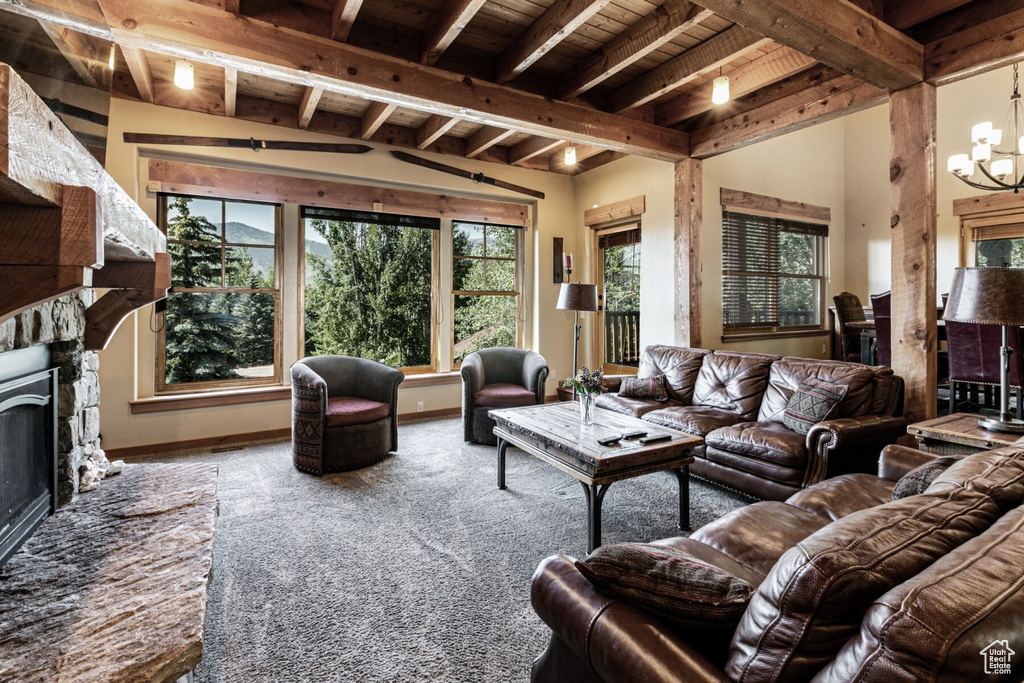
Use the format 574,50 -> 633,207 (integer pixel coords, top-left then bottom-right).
0,63 -> 168,350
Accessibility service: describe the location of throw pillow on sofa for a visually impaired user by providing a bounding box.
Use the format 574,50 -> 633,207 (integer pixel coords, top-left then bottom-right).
575,542 -> 752,634
891,455 -> 964,500
619,374 -> 668,401
782,377 -> 848,435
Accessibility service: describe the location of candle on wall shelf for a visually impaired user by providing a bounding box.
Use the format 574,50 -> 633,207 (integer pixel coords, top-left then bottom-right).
563,253 -> 573,271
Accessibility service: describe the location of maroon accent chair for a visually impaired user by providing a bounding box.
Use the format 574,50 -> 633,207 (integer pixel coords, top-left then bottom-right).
869,291 -> 891,368
832,292 -> 865,363
461,348 -> 548,445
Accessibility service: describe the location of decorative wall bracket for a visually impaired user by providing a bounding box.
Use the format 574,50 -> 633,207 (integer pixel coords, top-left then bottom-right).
84,253 -> 171,351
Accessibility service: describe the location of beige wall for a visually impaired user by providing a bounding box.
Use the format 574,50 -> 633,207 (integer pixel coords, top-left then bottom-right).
100,98 -> 577,450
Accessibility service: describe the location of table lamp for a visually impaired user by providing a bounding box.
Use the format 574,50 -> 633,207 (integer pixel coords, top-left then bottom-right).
944,267 -> 1024,433
556,256 -> 598,394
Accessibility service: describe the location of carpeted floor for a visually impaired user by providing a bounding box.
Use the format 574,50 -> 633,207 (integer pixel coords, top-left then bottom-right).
134,417 -> 751,682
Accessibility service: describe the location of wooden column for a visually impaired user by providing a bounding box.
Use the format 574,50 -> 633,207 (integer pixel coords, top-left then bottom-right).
889,83 -> 937,422
674,158 -> 702,347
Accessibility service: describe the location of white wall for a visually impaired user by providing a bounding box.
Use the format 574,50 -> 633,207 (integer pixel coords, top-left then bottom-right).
100,98 -> 577,450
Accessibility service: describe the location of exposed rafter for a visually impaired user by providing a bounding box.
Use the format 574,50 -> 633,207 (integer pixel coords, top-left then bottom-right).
223,66 -> 237,116
38,19 -> 101,88
331,0 -> 363,42
494,0 -> 611,85
924,6 -> 1024,85
465,126 -> 515,158
359,101 -> 396,140
509,136 -> 563,165
297,85 -> 323,129
120,45 -> 154,104
885,0 -> 973,30
416,114 -> 460,149
420,0 -> 487,66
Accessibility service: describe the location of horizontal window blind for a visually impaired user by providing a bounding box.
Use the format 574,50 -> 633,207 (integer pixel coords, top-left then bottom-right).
722,211 -> 827,331
598,226 -> 641,250
301,206 -> 441,230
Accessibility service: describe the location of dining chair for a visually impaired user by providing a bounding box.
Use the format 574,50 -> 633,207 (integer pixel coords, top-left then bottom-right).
944,299 -> 1024,419
832,292 -> 866,363
869,291 -> 891,367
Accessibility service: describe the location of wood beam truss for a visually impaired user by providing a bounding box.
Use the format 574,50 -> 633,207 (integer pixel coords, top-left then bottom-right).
420,0 -> 488,66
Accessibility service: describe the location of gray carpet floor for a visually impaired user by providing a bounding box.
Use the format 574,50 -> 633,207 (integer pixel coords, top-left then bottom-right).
135,417 -> 751,682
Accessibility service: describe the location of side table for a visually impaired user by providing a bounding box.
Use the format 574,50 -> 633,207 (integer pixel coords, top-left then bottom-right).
907,413 -> 1019,455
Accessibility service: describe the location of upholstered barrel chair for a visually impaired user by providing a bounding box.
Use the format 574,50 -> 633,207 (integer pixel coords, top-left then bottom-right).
290,355 -> 405,474
461,348 -> 548,445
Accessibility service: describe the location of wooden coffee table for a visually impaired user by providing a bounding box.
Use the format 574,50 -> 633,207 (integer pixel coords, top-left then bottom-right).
489,402 -> 703,552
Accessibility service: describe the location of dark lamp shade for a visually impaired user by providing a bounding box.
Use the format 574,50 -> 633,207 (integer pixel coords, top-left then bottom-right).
556,283 -> 598,312
944,267 -> 1024,325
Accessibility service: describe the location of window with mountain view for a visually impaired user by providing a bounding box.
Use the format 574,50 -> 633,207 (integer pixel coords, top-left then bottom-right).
452,222 -> 519,364
158,195 -> 280,391
302,208 -> 435,370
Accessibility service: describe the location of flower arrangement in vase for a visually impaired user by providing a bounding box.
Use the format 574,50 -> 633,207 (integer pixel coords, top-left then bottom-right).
562,367 -> 606,425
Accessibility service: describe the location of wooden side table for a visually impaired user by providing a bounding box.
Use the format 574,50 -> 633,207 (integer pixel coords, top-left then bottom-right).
907,413 -> 1019,455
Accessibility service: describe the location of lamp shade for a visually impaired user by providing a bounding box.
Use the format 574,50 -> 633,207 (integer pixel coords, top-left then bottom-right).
944,267 -> 1024,325
556,283 -> 598,312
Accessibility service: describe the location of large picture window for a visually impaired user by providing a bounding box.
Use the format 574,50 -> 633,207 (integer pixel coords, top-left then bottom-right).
452,222 -> 520,364
722,210 -> 827,335
302,207 -> 436,370
158,195 -> 281,391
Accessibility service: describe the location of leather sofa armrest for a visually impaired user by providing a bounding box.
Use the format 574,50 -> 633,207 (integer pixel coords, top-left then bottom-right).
878,444 -> 936,481
805,415 -> 909,486
522,351 -> 549,402
602,375 -> 627,393
531,555 -> 728,683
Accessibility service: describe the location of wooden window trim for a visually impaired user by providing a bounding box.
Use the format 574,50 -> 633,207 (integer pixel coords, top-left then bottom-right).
585,196 -> 645,229
721,188 -> 830,225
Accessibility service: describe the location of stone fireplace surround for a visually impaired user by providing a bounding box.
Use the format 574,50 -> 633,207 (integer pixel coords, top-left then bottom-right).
0,290 -> 111,506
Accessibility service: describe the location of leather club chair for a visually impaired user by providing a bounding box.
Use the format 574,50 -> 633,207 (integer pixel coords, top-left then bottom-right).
290,355 -> 404,475
832,291 -> 866,362
461,348 -> 548,445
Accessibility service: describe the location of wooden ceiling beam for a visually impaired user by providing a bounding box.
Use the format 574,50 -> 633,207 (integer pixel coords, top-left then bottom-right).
845,0 -> 882,18
331,0 -> 363,42
655,47 -> 816,127
359,101 -> 396,139
494,0 -> 612,85
97,0 -> 690,161
37,19 -> 101,88
420,0 -> 488,66
558,0 -> 714,100
924,7 -> 1024,85
689,75 -> 886,159
509,136 -> 563,165
465,126 -> 515,158
297,85 -> 323,129
608,26 -> 772,113
223,66 -> 237,116
911,0 -> 1021,45
693,0 -> 923,91
120,46 -> 155,104
416,115 -> 460,149
884,0 -> 973,31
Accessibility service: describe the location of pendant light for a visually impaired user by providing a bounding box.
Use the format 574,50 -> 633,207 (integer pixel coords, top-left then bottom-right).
174,60 -> 195,90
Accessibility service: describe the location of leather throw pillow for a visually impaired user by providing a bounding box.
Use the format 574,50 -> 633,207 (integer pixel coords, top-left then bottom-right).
891,455 -> 964,500
619,374 -> 668,401
782,377 -> 848,435
576,543 -> 752,634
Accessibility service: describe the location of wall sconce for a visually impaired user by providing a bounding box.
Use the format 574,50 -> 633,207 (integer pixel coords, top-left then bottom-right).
174,60 -> 195,90
564,146 -> 577,166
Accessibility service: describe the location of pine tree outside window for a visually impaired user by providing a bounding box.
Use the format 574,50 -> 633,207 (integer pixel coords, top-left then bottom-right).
158,195 -> 281,392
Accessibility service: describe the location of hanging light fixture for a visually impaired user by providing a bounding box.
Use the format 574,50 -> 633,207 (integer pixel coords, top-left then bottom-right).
712,71 -> 730,105
948,63 -> 1024,191
564,146 -> 577,166
173,59 -> 195,90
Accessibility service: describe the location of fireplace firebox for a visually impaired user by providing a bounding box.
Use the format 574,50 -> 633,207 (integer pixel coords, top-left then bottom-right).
0,346 -> 58,568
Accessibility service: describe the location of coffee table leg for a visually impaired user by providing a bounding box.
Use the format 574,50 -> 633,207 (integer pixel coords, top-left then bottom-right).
673,466 -> 690,530
580,482 -> 611,553
497,438 -> 508,490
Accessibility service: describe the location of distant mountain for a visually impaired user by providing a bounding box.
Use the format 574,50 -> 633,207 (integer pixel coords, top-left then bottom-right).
223,221 -> 333,281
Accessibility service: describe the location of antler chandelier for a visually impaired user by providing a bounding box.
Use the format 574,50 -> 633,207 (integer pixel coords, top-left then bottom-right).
948,63 -> 1024,192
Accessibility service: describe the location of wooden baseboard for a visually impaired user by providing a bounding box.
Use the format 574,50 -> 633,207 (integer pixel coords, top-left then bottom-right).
106,428 -> 291,460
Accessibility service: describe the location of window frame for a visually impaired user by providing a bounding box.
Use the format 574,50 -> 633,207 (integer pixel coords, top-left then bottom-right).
450,221 -> 523,368
156,193 -> 283,394
721,201 -> 829,341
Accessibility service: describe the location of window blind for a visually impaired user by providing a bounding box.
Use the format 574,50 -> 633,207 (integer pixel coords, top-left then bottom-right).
722,211 -> 827,330
301,206 -> 441,230
598,226 -> 641,250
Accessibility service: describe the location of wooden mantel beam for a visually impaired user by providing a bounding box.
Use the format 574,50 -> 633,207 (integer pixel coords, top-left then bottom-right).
693,0 -> 924,91
95,0 -> 689,161
85,252 -> 171,351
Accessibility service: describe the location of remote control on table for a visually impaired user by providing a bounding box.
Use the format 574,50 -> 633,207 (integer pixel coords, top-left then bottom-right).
597,435 -> 621,446
620,430 -> 647,439
639,434 -> 672,444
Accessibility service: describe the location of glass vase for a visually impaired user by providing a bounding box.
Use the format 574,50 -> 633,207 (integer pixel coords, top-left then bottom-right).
579,392 -> 595,425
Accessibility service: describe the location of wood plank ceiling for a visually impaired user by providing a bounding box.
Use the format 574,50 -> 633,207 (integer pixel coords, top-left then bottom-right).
1,0 -> 1022,175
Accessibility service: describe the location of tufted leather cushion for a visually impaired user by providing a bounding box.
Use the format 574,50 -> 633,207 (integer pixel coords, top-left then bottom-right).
924,446 -> 1024,511
705,422 -> 807,470
814,506 -> 1024,683
692,352 -> 776,420
473,383 -> 537,408
786,473 -> 895,521
758,357 -> 880,424
593,392 -> 671,418
637,345 -> 712,404
643,405 -> 746,438
325,396 -> 391,427
725,487 -> 1001,682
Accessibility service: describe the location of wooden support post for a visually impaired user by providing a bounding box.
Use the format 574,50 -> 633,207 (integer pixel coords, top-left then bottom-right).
890,83 -> 937,422
674,158 -> 701,347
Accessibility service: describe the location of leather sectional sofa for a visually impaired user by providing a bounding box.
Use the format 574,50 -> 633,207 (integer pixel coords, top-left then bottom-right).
597,346 -> 907,500
531,443 -> 1024,682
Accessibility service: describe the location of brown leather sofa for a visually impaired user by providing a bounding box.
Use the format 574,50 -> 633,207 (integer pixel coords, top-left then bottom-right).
596,346 -> 906,500
531,443 -> 1024,682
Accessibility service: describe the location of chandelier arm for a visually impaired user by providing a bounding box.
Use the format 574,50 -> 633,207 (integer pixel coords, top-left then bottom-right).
953,175 -> 1014,192
975,161 -> 1016,189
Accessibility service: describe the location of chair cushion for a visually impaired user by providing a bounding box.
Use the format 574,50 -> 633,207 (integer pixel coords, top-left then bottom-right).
619,374 -> 668,401
643,405 -> 746,438
925,447 -> 1024,511
891,454 -> 963,500
474,383 -> 536,408
576,543 -> 753,635
782,377 -> 848,435
705,422 -> 807,470
637,346 -> 711,404
692,352 -> 777,420
325,397 -> 391,427
594,392 -> 670,418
